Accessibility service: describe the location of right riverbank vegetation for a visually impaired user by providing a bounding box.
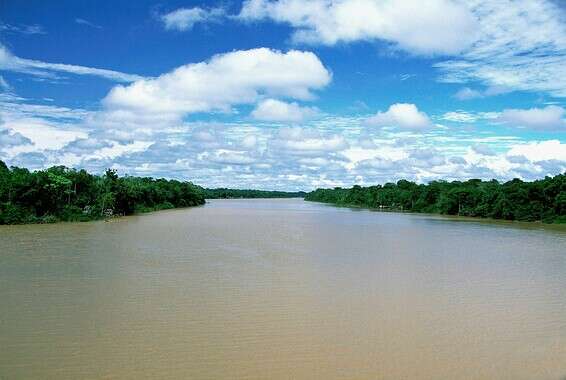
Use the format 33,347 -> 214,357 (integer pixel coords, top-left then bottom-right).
305,174 -> 566,224
0,162 -> 300,225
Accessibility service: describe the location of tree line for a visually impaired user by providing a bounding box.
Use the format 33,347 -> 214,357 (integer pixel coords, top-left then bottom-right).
0,161 -> 306,225
305,174 -> 566,224
204,188 -> 306,199
0,161 -> 205,224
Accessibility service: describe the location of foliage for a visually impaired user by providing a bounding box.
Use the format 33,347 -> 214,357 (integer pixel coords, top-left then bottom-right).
0,162 -> 205,225
204,188 -> 306,199
304,174 -> 566,224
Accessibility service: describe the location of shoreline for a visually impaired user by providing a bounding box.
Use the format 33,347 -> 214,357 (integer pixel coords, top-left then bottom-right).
305,199 -> 566,230
0,198 -> 306,226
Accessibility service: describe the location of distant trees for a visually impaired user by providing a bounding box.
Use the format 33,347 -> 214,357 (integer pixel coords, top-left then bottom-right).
204,188 -> 306,199
0,161 -> 205,224
305,174 -> 566,224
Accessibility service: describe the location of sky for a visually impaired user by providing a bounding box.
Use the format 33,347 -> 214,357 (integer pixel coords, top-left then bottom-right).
1,0 -> 566,191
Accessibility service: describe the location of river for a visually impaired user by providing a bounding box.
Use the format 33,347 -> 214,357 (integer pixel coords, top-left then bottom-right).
1,198 -> 566,379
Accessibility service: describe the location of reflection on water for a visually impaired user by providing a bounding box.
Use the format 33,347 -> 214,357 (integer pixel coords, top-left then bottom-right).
1,199 -> 566,379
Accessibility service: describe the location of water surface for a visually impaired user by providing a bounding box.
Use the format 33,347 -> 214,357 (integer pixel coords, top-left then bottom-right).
2,199 -> 566,379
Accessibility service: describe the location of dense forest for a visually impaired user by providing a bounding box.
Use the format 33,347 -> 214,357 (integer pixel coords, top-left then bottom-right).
305,174 -> 566,224
0,162 -> 307,225
204,188 -> 306,199
4,160 -> 566,225
0,161 -> 205,224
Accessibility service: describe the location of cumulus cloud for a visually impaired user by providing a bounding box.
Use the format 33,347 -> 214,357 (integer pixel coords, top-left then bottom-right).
472,144 -> 497,156
366,103 -> 432,129
161,7 -> 225,31
507,140 -> 566,162
10,152 -> 47,169
0,128 -> 32,149
498,105 -> 566,130
0,43 -> 142,82
251,98 -> 319,122
238,0 -> 477,55
2,118 -> 87,151
201,149 -> 258,165
103,48 -> 331,121
62,138 -> 112,154
272,127 -> 348,157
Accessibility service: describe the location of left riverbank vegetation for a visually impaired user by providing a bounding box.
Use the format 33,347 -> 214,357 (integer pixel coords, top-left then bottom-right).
0,161 -> 205,224
305,174 -> 566,224
0,162 -> 307,225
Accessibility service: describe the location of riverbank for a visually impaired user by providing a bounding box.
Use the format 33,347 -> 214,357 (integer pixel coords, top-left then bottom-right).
0,162 -> 302,225
305,176 -> 566,225
306,199 -> 566,232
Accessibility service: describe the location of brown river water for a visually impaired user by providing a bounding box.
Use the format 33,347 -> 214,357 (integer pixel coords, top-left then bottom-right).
1,198 -> 566,379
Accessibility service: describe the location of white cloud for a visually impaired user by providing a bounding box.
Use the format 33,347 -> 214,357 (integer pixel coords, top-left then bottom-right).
251,98 -> 318,122
507,140 -> 566,162
239,0 -> 477,55
4,95 -> 566,188
161,7 -> 225,31
103,48 -> 331,121
440,110 -> 499,123
472,144 -> 496,156
2,118 -> 86,151
0,101 -> 91,121
454,87 -> 483,100
0,128 -> 32,149
499,105 -> 566,130
366,103 -> 432,129
441,111 -> 477,123
75,18 -> 102,29
454,86 -> 510,100
201,149 -> 257,165
278,135 -> 346,153
62,138 -> 112,154
0,43 -> 142,82
0,96 -> 90,159
272,127 -> 348,156
0,23 -> 45,35
436,0 -> 566,98
238,0 -> 566,98
241,135 -> 258,149
0,75 -> 10,91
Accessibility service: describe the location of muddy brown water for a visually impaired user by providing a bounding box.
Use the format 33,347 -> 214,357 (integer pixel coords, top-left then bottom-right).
2,199 -> 566,379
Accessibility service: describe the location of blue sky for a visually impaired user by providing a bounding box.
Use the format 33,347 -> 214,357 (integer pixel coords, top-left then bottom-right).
1,0 -> 566,190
